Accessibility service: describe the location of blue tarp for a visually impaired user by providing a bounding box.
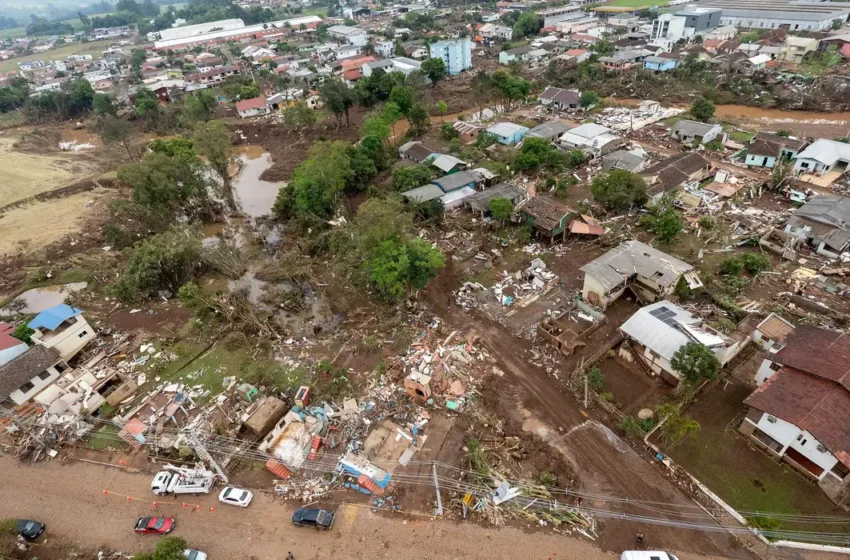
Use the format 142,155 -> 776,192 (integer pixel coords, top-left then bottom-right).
28,304 -> 83,331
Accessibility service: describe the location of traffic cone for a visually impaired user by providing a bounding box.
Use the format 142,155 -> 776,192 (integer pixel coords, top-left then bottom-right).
127,496 -> 132,501
182,503 -> 187,508
153,502 -> 158,508
210,507 -> 215,512
102,489 -> 108,495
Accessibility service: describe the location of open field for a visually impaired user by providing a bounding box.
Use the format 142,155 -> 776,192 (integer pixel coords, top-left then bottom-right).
0,188 -> 112,255
0,39 -> 113,72
0,27 -> 26,40
0,136 -> 96,205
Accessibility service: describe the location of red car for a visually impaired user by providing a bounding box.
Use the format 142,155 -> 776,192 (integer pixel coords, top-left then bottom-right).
134,517 -> 175,535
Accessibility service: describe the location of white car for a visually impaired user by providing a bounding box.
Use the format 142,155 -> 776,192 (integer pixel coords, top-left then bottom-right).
184,550 -> 207,560
218,486 -> 253,507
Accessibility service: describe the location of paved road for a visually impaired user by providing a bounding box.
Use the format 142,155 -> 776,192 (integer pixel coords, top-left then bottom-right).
0,455 -> 781,560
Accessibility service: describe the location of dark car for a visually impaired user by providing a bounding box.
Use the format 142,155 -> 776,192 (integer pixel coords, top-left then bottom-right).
134,517 -> 175,534
16,520 -> 45,540
291,508 -> 334,530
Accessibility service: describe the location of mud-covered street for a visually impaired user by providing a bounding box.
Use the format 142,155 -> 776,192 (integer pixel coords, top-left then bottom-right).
0,455 -> 792,560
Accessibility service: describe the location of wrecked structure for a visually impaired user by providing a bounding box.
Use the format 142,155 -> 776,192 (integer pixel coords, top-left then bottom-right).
580,240 -> 702,309
538,299 -> 607,356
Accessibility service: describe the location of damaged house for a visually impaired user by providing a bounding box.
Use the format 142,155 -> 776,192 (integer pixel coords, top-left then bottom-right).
744,132 -> 807,169
784,195 -> 850,258
28,304 -> 95,361
619,300 -> 747,386
0,345 -> 68,406
520,196 -> 576,242
794,139 -> 850,177
639,152 -> 712,203
739,326 -> 850,507
580,240 -> 702,309
669,120 -> 725,145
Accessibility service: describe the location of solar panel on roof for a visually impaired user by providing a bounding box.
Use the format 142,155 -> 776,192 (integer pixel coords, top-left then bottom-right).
649,306 -> 678,326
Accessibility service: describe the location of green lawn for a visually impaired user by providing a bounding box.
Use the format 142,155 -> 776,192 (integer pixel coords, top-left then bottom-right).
0,27 -> 26,40
661,383 -> 850,537
602,0 -> 670,7
299,7 -> 327,17
0,39 -> 113,73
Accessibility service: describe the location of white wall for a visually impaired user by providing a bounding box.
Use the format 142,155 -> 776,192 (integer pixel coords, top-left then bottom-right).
32,315 -> 95,362
755,358 -> 778,386
753,412 -> 840,478
8,364 -> 61,406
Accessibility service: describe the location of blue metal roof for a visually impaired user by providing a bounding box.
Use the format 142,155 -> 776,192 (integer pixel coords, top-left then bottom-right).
28,304 -> 83,331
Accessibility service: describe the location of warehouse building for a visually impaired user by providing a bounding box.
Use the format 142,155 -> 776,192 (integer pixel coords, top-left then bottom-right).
692,0 -> 850,31
154,16 -> 322,50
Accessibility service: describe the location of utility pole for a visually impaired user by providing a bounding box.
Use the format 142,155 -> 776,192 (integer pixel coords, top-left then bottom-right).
432,464 -> 443,516
584,374 -> 588,409
186,432 -> 229,484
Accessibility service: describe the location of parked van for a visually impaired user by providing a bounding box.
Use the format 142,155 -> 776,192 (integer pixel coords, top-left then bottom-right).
621,552 -> 679,560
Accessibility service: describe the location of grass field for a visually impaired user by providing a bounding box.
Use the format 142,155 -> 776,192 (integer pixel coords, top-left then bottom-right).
601,0 -> 670,7
0,27 -> 27,40
0,39 -> 113,73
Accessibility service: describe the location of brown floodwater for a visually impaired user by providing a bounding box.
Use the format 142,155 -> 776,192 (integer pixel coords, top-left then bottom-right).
232,152 -> 281,218
613,98 -> 850,123
235,144 -> 266,160
1,282 -> 87,315
59,128 -> 101,147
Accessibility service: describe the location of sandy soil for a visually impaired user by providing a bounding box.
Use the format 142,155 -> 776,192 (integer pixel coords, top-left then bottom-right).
0,136 -> 97,207
0,188 -> 113,256
0,455 -> 826,560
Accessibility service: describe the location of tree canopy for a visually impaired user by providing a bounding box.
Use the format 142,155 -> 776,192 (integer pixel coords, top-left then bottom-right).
512,11 -> 540,39
671,342 -> 721,384
690,98 -> 715,122
421,57 -> 447,85
590,169 -> 648,211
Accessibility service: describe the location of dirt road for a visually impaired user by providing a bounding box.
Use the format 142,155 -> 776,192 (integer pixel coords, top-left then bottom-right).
0,455 -> 787,560
424,272 -> 752,558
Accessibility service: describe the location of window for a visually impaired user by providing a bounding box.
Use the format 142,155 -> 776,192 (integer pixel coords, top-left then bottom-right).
832,461 -> 850,479
37,370 -> 52,381
55,361 -> 69,373
797,434 -> 808,446
766,415 -> 777,423
817,444 -> 827,453
769,361 -> 781,371
19,381 -> 35,393
78,330 -> 89,339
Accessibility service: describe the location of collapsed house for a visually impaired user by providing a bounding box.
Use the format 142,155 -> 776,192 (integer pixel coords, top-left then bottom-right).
538,298 -> 607,356
784,195 -> 850,258
619,300 -> 747,386
579,240 -> 702,309
639,152 -> 712,202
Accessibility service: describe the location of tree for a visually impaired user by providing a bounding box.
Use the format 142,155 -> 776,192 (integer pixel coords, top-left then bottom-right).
490,70 -> 531,109
275,141 -> 353,220
392,165 -> 433,192
184,89 -> 217,122
101,116 -> 139,160
153,536 -> 188,560
366,238 -> 445,301
421,57 -> 447,85
488,197 -> 513,222
436,100 -> 448,121
110,228 -> 203,303
118,150 -> 206,213
566,150 -> 586,168
389,85 -> 414,116
11,324 -> 34,344
320,78 -> 355,126
346,144 -> 377,193
408,104 -> 430,135
671,342 -> 720,384
832,18 -> 844,30
590,169 -> 648,211
656,403 -> 700,448
590,39 -> 615,56
68,78 -> 94,115
512,11 -> 540,39
134,88 -> 160,126
238,83 -> 261,99
440,122 -> 458,140
579,90 -> 599,110
141,0 -> 159,17
193,121 -> 235,209
283,101 -> 318,129
651,209 -> 683,244
353,197 -> 413,252
92,93 -> 116,116
690,98 -> 715,122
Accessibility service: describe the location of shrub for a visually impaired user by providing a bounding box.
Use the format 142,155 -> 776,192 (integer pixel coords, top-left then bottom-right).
698,216 -> 716,230
742,252 -> 771,275
718,256 -> 744,276
586,367 -> 603,391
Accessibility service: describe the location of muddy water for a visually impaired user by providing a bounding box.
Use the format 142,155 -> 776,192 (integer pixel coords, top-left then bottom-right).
232,152 -> 281,218
2,282 -> 87,315
614,98 -> 850,123
59,129 -> 102,146
235,144 -> 267,159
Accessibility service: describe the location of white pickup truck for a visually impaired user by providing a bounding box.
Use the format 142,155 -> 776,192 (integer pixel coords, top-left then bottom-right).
151,465 -> 216,496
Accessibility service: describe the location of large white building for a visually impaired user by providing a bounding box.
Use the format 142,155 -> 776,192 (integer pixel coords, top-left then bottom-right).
157,18 -> 245,41
153,16 -> 322,50
692,0 -> 850,31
